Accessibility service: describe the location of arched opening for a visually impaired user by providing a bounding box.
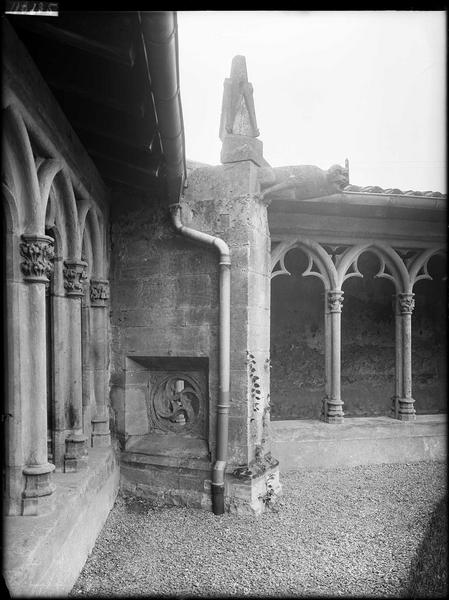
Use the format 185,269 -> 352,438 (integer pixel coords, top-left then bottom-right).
341,250 -> 396,417
412,253 -> 447,414
270,247 -> 326,420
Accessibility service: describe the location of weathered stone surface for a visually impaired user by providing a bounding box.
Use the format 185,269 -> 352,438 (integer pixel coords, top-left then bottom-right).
219,55 -> 260,141
271,415 -> 447,470
225,462 -> 282,516
4,448 -> 119,597
221,135 -> 265,166
125,387 -> 149,436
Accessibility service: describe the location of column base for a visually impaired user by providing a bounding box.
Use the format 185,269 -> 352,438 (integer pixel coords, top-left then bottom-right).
227,453 -> 281,515
390,395 -> 400,419
64,434 -> 88,473
321,396 -> 345,423
392,397 -> 416,421
22,463 -> 56,516
322,414 -> 345,424
91,417 -> 111,448
91,432 -> 111,448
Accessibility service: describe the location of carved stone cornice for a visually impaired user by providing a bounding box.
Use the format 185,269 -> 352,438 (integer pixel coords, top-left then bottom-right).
90,279 -> 110,307
20,234 -> 55,283
63,259 -> 88,297
398,292 -> 415,315
327,290 -> 344,313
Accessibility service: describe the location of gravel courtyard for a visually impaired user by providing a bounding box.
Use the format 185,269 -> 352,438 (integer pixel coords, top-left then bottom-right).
71,461 -> 446,598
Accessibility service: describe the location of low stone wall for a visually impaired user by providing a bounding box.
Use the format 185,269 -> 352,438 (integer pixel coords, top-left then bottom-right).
4,447 -> 119,598
271,415 -> 447,471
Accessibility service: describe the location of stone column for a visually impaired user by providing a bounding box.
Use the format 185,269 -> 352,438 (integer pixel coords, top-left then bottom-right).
322,294 -> 331,420
81,286 -> 93,444
322,290 -> 344,423
63,259 -> 89,471
390,294 -> 402,419
89,279 -> 111,447
393,292 -> 416,421
19,234 -> 56,515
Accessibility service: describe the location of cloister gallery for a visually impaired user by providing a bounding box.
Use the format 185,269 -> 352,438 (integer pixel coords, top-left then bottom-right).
2,11 -> 446,597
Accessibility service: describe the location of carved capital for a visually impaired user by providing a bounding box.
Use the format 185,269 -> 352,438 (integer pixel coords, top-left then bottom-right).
327,290 -> 344,313
20,234 -> 55,283
90,279 -> 110,307
398,293 -> 415,315
63,259 -> 88,297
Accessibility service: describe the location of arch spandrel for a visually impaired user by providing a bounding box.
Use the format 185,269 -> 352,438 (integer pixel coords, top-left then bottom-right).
407,247 -> 446,292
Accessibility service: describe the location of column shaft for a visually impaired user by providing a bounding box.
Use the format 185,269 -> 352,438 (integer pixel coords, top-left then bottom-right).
19,234 -> 55,515
322,290 -> 344,423
391,295 -> 403,418
63,259 -> 88,471
90,279 -> 111,447
396,293 -> 416,421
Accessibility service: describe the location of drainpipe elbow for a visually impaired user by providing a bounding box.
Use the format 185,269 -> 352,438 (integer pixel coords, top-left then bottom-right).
213,238 -> 231,265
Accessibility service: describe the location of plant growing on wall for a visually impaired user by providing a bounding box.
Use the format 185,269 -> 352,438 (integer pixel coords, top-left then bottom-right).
246,351 -> 262,420
258,472 -> 278,511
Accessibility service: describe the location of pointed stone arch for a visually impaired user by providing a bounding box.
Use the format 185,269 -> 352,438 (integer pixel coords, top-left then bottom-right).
2,183 -> 19,235
38,158 -> 63,227
2,104 -> 41,233
82,207 -> 104,278
271,236 -> 337,290
336,242 -> 410,293
52,170 -> 80,260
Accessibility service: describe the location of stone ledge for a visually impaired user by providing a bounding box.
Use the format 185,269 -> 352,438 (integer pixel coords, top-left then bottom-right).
271,415 -> 447,471
4,447 -> 120,598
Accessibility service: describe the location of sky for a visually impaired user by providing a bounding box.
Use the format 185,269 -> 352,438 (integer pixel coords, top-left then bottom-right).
177,11 -> 446,193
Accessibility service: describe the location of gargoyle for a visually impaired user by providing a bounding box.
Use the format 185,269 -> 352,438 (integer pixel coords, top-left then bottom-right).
260,163 -> 349,202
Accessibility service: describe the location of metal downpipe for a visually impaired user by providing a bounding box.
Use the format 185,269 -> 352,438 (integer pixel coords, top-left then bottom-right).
170,203 -> 231,515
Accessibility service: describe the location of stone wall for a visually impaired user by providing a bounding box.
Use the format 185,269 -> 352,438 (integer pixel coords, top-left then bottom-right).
271,249 -> 446,420
109,160 -> 278,513
109,190 -> 219,451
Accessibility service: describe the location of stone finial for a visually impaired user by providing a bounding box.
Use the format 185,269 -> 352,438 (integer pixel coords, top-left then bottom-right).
219,56 -> 265,166
219,55 -> 260,141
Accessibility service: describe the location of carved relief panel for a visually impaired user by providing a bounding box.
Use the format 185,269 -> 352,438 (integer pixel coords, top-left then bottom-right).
148,370 -> 207,437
